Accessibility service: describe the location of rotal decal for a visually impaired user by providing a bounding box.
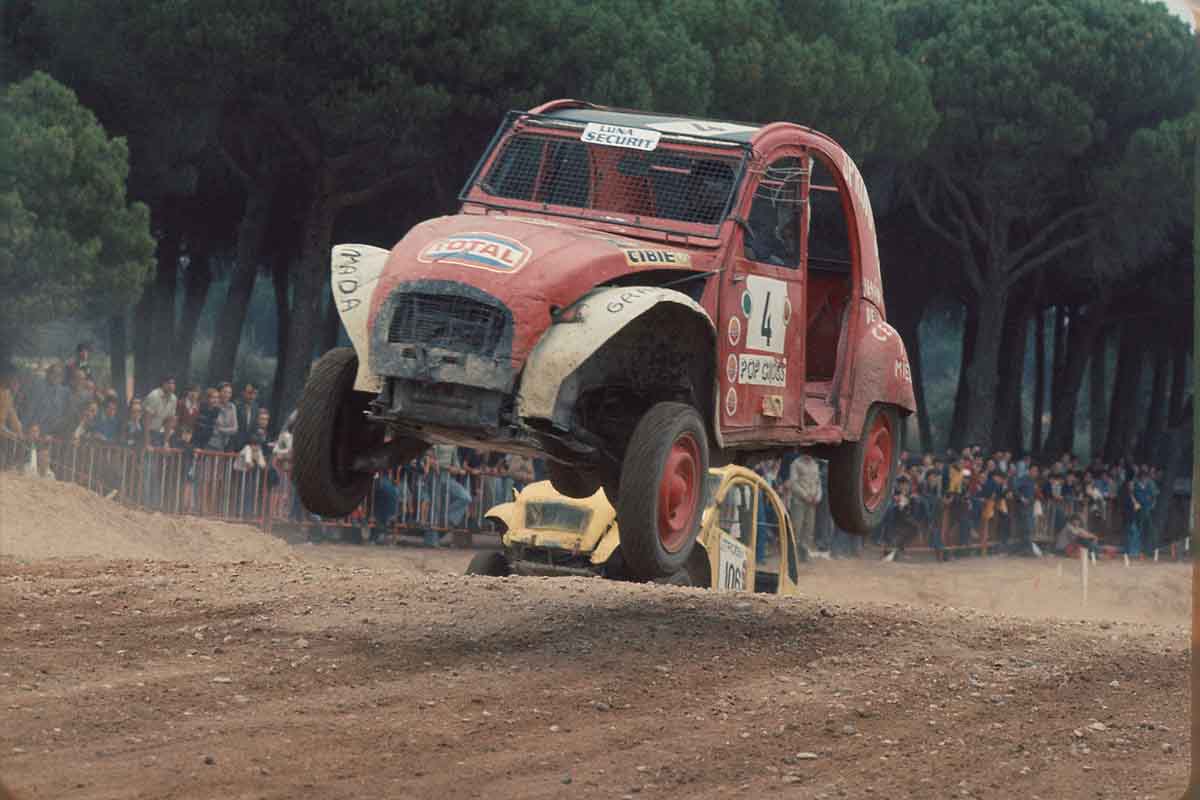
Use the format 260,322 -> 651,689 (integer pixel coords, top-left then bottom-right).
621,248 -> 692,268
418,233 -> 532,273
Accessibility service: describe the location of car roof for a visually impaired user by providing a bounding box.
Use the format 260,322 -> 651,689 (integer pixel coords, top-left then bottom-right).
543,106 -> 762,144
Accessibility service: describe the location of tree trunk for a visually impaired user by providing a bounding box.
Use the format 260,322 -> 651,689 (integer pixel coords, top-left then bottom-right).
149,221 -> 181,385
948,303 -> 976,451
1168,341 -> 1188,426
206,181 -> 273,387
891,311 -> 931,453
132,291 -> 154,397
961,291 -> 1007,451
175,242 -> 213,388
1051,305 -> 1068,398
277,171 -> 337,419
1104,319 -> 1146,463
1138,338 -> 1170,464
1042,305 -> 1106,457
992,297 -> 1029,452
108,313 -> 128,408
269,252 -> 291,425
1089,326 -> 1108,461
1031,307 -> 1046,456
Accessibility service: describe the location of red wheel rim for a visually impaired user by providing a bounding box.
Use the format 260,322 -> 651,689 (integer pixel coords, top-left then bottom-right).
657,432 -> 701,553
861,413 -> 893,512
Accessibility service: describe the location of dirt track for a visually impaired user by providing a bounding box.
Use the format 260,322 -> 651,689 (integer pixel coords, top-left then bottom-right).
0,475 -> 1191,799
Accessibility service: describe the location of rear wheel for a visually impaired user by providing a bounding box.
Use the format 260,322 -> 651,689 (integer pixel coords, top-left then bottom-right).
465,550 -> 510,576
829,404 -> 900,534
292,348 -> 381,518
616,402 -> 709,581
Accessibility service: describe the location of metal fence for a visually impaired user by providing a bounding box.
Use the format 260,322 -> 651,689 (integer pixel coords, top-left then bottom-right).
0,431 -> 513,540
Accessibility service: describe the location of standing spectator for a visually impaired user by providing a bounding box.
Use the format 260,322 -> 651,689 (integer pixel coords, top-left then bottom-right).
69,401 -> 100,442
785,453 -> 822,562
507,454 -> 536,491
0,367 -> 23,435
920,470 -> 946,561
1012,464 -> 1039,555
143,376 -> 178,433
1134,469 -> 1157,556
64,341 -> 93,384
431,444 -> 471,532
193,388 -> 221,449
1120,478 -> 1141,557
58,370 -> 93,437
882,474 -> 921,560
234,384 -> 260,443
214,382 -> 239,451
178,426 -> 197,512
176,385 -> 201,430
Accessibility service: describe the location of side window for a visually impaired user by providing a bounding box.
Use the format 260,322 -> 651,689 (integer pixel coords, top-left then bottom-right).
744,157 -> 803,268
717,480 -> 756,548
807,158 -> 852,272
756,492 -> 780,568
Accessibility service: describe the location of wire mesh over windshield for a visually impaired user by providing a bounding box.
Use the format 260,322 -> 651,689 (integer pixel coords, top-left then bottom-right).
468,126 -> 745,236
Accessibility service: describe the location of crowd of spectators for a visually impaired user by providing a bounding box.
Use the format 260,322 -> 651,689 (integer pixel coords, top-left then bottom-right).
1,345 -> 1183,558
749,447 -> 1176,563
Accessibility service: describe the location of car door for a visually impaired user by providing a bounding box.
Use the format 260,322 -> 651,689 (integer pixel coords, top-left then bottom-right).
718,151 -> 807,441
707,474 -> 759,593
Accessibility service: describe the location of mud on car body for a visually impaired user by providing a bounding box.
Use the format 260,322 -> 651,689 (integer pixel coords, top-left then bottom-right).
291,99 -> 915,581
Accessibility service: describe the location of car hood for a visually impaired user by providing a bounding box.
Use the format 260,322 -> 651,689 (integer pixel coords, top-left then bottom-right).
369,214 -> 720,363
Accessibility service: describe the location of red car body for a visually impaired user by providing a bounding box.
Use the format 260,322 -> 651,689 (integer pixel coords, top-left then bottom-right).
344,99 -> 914,459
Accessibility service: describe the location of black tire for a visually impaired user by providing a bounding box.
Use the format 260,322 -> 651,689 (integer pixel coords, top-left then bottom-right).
465,550 -> 510,576
829,404 -> 901,535
616,402 -> 710,581
547,461 -> 601,499
292,348 -> 380,518
656,549 -> 712,587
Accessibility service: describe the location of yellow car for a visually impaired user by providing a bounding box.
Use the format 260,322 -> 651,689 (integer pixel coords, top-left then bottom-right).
467,466 -> 803,594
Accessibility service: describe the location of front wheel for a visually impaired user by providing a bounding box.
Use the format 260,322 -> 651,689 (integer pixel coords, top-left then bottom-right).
465,551 -> 510,576
292,348 -> 380,518
829,404 -> 901,534
616,402 -> 709,581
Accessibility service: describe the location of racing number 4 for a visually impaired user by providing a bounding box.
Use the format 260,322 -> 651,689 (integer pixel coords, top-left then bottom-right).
760,291 -> 773,348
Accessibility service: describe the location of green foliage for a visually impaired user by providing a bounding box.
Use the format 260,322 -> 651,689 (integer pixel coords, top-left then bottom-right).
0,73 -> 155,339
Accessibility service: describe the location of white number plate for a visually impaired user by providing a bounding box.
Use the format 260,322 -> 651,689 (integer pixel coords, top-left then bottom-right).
717,533 -> 749,593
744,275 -> 788,354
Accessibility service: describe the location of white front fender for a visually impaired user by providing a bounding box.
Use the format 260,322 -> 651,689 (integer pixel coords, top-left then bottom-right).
331,243 -> 389,392
516,286 -> 714,421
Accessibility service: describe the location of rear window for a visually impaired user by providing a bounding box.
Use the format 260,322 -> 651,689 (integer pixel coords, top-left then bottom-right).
466,115 -> 748,237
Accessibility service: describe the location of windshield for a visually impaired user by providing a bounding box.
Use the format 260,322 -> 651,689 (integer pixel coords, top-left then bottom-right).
463,113 -> 748,237
524,501 -> 592,533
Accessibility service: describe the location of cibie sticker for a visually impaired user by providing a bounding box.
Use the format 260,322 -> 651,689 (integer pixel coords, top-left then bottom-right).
418,233 -> 531,273
581,123 -> 661,152
738,354 -> 787,387
622,248 -> 692,268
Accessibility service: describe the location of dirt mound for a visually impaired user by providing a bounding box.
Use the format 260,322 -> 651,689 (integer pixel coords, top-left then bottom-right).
796,555 -> 1190,628
0,473 -> 294,564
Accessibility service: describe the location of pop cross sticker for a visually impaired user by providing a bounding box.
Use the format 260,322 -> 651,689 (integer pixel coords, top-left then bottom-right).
581,123 -> 661,152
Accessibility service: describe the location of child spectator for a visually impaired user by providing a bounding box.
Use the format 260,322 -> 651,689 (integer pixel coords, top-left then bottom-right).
178,426 -> 197,512
176,385 -> 201,430
94,397 -> 121,442
124,399 -> 144,447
